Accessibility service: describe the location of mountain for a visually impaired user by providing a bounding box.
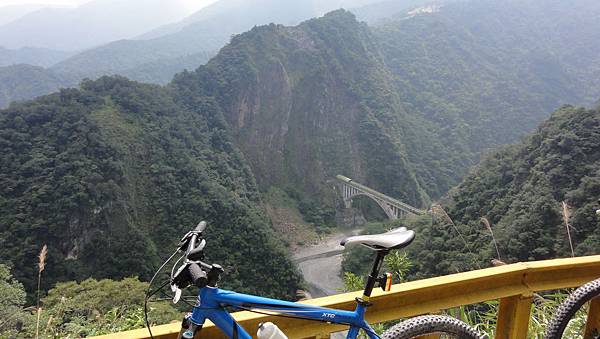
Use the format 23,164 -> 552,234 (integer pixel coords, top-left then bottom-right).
0,0 -> 435,107
436,105 -> 599,272
50,0 -> 388,84
0,46 -> 73,67
2,0 -> 600,306
353,104 -> 600,281
139,0 -> 383,40
374,0 -> 600,154
170,10 -> 469,207
50,0 -> 324,79
0,0 -> 192,51
0,10 -> 454,300
0,76 -> 301,299
0,64 -> 72,109
0,3 -> 65,26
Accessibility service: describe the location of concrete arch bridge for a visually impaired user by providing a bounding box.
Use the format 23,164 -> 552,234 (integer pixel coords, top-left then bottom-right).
335,175 -> 425,220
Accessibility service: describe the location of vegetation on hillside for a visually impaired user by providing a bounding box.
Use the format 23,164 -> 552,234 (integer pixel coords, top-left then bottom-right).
389,105 -> 600,280
0,64 -> 72,109
376,0 -> 600,155
0,76 -> 302,302
445,105 -> 600,263
0,263 -> 180,338
171,10 -> 471,210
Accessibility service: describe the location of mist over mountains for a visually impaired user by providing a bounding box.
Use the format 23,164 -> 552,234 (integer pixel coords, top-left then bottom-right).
1,0 -> 600,324
0,3 -> 68,26
2,2 -> 600,338
0,0 -> 434,107
0,0 -> 195,51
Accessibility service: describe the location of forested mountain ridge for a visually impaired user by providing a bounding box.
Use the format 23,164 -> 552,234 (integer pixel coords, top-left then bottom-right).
375,0 -> 600,154
0,46 -> 73,68
0,64 -> 73,109
0,76 -> 301,299
403,105 -> 600,278
2,0 -> 600,302
450,105 -> 600,260
172,10 -> 471,208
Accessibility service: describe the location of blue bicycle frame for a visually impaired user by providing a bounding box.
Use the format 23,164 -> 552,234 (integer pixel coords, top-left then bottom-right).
186,286 -> 379,338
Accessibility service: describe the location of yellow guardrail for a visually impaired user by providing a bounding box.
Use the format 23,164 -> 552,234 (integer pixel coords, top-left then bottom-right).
93,255 -> 600,339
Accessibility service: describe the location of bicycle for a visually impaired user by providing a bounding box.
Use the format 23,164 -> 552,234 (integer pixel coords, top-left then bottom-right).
146,221 -> 484,338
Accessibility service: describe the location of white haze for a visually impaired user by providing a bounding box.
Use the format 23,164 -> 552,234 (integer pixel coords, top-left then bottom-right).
0,0 -> 220,50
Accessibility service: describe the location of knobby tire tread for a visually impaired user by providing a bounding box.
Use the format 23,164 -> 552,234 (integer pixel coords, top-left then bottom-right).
381,315 -> 485,339
544,278 -> 600,339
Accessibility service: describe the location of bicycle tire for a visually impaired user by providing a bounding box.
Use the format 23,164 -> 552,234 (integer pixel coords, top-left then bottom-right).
381,315 -> 485,339
545,277 -> 600,339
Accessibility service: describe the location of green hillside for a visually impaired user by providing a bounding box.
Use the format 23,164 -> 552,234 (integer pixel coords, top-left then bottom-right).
0,64 -> 72,109
406,105 -> 600,277
0,76 -> 301,300
0,46 -> 73,68
375,0 -> 600,153
171,10 -> 470,208
2,0 -> 600,306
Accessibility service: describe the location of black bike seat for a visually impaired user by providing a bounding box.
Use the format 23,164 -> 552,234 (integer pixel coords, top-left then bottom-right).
340,227 -> 415,250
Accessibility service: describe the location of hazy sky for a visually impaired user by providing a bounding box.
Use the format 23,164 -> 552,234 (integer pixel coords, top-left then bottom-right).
0,0 -> 219,13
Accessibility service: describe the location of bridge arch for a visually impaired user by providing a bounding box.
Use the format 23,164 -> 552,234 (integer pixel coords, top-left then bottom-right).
335,175 -> 425,220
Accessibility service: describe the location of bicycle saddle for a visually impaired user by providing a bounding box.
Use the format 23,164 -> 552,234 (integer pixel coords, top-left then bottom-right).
340,227 -> 415,250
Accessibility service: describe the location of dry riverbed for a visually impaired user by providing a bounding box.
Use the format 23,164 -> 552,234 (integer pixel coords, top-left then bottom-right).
293,228 -> 361,297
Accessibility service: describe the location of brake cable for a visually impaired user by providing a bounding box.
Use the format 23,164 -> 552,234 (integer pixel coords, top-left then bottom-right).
145,249 -> 180,339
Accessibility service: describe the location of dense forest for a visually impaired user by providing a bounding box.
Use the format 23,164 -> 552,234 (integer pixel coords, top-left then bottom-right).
445,105 -> 600,264
171,10 -> 458,210
344,104 -> 600,280
1,0 -> 600,336
0,76 -> 302,301
0,64 -> 73,109
376,0 -> 600,153
2,1 -> 600,297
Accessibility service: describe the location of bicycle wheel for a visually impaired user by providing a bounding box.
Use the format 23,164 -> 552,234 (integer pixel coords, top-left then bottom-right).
381,315 -> 485,339
545,277 -> 600,339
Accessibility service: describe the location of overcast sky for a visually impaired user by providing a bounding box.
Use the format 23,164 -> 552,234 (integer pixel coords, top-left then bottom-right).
0,0 -> 219,13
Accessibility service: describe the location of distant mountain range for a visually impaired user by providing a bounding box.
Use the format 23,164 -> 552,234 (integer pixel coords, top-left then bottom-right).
0,3 -> 68,26
0,0 -> 436,108
0,46 -> 74,68
0,0 -> 193,51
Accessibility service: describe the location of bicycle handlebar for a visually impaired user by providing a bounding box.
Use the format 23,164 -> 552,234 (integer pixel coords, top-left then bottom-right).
171,221 -> 224,291
194,221 -> 207,233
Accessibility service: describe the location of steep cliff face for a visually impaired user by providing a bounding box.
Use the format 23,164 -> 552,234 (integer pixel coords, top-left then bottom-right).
172,10 -> 467,207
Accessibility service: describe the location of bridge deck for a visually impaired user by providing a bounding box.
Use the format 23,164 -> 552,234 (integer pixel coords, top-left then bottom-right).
335,175 -> 426,216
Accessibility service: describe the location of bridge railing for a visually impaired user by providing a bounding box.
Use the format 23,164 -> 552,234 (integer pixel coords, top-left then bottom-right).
93,255 -> 600,339
335,175 -> 426,216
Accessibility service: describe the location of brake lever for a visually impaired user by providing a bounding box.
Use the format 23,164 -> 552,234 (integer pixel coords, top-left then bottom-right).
187,239 -> 206,261
171,263 -> 187,303
172,285 -> 182,304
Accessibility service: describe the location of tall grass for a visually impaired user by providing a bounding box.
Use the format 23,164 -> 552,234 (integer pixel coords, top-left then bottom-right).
35,244 -> 47,339
481,217 -> 501,260
431,203 -> 480,269
561,201 -> 575,257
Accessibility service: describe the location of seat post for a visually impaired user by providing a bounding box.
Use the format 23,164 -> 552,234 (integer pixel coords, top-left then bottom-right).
361,250 -> 389,301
